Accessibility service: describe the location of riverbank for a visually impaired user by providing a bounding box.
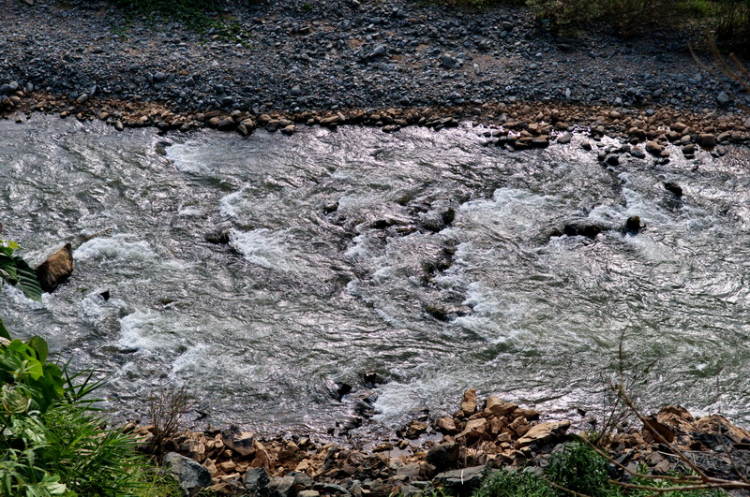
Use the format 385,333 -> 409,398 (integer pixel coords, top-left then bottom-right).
148,389 -> 750,496
1,0 -> 749,143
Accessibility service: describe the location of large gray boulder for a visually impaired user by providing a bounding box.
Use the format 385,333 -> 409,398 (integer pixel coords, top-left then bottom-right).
163,452 -> 212,496
433,465 -> 490,493
244,467 -> 271,495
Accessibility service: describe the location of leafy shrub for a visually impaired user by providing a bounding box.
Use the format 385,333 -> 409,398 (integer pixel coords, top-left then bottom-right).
545,442 -> 616,496
713,0 -> 750,51
474,468 -> 555,497
0,238 -> 42,302
0,326 -> 172,496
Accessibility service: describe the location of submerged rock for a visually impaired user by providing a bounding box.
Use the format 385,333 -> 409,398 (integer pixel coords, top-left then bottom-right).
562,219 -> 612,239
624,215 -> 642,234
35,243 -> 74,293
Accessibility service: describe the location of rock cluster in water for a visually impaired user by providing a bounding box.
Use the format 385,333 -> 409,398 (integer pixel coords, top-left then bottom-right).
129,390 -> 750,496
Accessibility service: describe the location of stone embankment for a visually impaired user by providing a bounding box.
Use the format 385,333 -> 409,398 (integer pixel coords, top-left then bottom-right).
130,389 -> 750,496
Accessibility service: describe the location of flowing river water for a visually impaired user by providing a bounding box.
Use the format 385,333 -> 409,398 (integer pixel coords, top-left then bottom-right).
2,114 -> 750,436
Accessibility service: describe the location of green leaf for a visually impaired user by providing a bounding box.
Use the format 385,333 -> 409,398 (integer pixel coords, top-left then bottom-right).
0,317 -> 10,341
13,256 -> 43,302
0,253 -> 19,284
26,337 -> 49,364
1,385 -> 31,414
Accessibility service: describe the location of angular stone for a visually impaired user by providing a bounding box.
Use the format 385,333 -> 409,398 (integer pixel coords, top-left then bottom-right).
222,427 -> 255,456
426,441 -> 459,471
36,243 -> 74,293
244,467 -> 270,493
252,440 -> 272,468
164,452 -> 212,496
268,476 -> 295,497
484,397 -> 517,416
516,421 -> 571,447
405,420 -> 428,439
458,417 -> 488,439
461,388 -> 478,416
436,415 -> 459,434
433,466 -> 488,492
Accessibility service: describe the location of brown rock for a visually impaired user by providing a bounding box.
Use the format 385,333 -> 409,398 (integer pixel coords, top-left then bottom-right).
320,115 -> 340,126
251,440 -> 271,469
436,416 -> 459,435
461,389 -> 478,416
672,122 -> 688,133
516,421 -> 571,447
484,397 -> 517,416
693,414 -> 750,444
508,417 -> 530,437
645,141 -> 663,155
458,418 -> 488,440
628,127 -> 646,140
405,420 -> 428,439
222,429 -> 255,457
489,417 -> 506,436
36,243 -> 74,293
697,133 -> 717,147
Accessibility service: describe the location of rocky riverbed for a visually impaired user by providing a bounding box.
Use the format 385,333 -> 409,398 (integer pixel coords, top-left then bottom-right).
146,390 -> 750,496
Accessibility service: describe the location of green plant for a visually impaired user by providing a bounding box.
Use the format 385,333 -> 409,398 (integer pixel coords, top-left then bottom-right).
474,468 -> 555,497
545,442 -> 616,496
0,238 -> 43,302
0,325 -> 174,496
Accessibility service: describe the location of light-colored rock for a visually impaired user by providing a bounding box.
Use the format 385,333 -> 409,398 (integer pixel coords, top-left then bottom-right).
516,421 -> 571,447
458,418 -> 488,439
436,415 -> 459,434
405,420 -> 428,439
484,397 -> 517,416
252,440 -> 272,468
461,388 -> 478,416
222,428 -> 255,456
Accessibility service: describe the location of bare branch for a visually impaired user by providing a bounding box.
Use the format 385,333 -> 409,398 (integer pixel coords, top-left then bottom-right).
618,390 -> 709,481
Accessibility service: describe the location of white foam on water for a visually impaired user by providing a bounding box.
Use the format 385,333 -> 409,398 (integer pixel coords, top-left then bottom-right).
459,187 -> 556,236
228,228 -> 294,271
344,233 -> 377,260
177,206 -> 204,217
167,143 -> 213,175
219,189 -> 246,218
74,235 -> 155,263
118,310 -> 175,352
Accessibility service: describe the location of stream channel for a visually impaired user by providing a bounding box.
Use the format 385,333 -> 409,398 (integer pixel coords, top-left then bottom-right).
2,114 -> 750,437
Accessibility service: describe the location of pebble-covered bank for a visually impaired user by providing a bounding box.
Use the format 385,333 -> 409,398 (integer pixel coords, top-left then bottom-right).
140,390 -> 750,496
1,0 -> 749,138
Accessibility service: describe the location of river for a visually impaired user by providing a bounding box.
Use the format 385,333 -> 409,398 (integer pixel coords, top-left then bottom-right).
2,114 -> 750,436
